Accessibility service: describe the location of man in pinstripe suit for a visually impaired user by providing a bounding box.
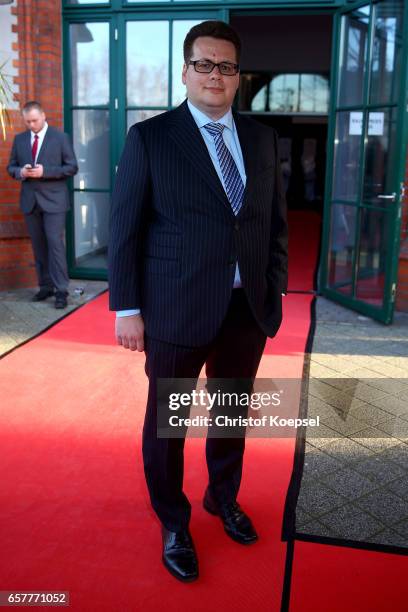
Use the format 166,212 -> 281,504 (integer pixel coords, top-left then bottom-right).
109,21 -> 288,582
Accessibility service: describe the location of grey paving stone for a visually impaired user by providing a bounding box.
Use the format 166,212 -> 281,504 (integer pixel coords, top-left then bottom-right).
365,528 -> 408,548
385,476 -> 408,501
391,518 -> 408,539
307,396 -> 340,420
378,444 -> 408,470
319,437 -> 375,463
318,504 -> 384,540
326,391 -> 367,413
356,489 -> 408,524
348,402 -> 393,427
351,428 -> 402,452
295,506 -> 314,528
319,413 -> 367,436
395,389 -> 408,404
309,353 -> 354,372
308,380 -> 343,403
347,382 -> 389,403
309,362 -> 340,378
368,395 -> 408,418
305,422 -> 340,446
319,467 -> 377,501
364,379 -> 408,397
351,455 -> 406,485
302,446 -> 345,478
322,377 -> 365,392
375,418 -> 408,441
296,520 -> 338,538
296,481 -> 345,516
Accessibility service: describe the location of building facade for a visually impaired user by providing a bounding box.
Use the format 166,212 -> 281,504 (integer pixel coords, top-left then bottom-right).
0,0 -> 407,323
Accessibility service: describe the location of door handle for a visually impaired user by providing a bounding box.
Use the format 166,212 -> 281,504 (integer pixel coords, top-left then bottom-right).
377,193 -> 396,201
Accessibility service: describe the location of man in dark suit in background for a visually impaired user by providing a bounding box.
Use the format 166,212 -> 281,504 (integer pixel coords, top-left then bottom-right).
8,101 -> 78,308
109,21 -> 288,582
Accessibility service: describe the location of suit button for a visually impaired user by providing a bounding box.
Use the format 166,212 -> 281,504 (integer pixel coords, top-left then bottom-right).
234,223 -> 239,231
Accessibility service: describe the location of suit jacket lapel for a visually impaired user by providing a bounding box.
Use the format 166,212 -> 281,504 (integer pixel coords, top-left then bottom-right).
167,101 -> 231,212
232,110 -> 260,216
36,127 -> 51,165
25,131 -> 32,164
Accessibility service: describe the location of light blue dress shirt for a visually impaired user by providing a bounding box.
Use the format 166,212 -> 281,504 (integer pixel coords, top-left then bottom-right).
117,100 -> 246,318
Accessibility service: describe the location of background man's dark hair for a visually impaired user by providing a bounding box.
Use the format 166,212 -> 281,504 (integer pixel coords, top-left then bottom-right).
183,20 -> 242,65
22,101 -> 44,113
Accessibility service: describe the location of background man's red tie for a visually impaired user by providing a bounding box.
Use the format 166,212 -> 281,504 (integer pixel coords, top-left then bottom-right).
31,134 -> 39,165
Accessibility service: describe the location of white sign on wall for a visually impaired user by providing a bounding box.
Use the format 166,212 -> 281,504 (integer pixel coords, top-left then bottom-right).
349,111 -> 385,136
349,112 -> 363,135
368,112 -> 384,136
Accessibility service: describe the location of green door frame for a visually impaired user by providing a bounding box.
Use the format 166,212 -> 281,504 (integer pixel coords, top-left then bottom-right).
62,0 -> 408,323
319,0 -> 408,323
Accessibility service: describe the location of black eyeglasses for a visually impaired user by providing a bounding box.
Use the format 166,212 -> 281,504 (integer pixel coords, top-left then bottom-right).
188,60 -> 240,76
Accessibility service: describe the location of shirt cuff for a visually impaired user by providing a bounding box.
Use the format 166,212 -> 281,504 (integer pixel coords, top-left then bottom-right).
116,309 -> 141,317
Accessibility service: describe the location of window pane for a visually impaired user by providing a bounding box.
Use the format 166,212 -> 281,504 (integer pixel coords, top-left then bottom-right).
362,108 -> 397,206
73,110 -> 110,190
251,85 -> 267,112
369,0 -> 404,105
70,23 -> 109,106
337,8 -> 369,107
74,192 -> 110,267
300,74 -> 329,113
355,208 -> 389,307
172,20 -> 201,107
328,203 -> 357,296
270,74 -> 299,112
127,109 -> 165,132
127,21 -> 169,106
332,111 -> 361,202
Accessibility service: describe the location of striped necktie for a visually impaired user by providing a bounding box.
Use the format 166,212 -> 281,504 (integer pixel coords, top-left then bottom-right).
204,122 -> 244,215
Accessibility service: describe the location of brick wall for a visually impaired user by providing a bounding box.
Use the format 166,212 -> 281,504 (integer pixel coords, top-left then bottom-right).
0,0 -> 63,290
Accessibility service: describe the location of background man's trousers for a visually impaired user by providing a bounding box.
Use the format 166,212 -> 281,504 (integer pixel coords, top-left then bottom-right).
142,288 -> 267,532
24,204 -> 69,293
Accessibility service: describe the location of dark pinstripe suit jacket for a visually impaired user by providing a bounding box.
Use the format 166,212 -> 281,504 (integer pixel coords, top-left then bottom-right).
109,100 -> 288,347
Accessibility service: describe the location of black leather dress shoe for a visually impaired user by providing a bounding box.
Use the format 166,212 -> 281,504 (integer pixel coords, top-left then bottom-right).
55,291 -> 68,309
32,288 -> 54,302
203,489 -> 258,545
162,527 -> 199,582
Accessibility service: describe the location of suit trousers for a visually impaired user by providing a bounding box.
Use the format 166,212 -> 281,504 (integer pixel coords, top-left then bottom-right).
24,204 -> 69,293
142,288 -> 267,531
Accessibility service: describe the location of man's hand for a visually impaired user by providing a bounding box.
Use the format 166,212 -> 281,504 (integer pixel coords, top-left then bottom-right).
25,164 -> 44,178
20,164 -> 32,179
115,314 -> 145,352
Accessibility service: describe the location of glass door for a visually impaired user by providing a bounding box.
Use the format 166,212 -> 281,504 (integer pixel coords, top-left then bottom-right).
320,0 -> 408,323
116,10 -> 223,152
65,18 -> 113,276
65,9 -> 223,279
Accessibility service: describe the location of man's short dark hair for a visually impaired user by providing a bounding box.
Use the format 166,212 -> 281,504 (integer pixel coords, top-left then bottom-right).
22,101 -> 44,114
183,21 -> 241,65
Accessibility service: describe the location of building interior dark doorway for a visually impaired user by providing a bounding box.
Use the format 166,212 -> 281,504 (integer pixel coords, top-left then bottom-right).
231,14 -> 333,215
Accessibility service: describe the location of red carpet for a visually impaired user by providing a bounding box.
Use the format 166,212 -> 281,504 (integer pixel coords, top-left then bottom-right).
4,212 -> 402,610
0,291 -> 311,611
290,541 -> 408,612
287,210 -> 321,292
